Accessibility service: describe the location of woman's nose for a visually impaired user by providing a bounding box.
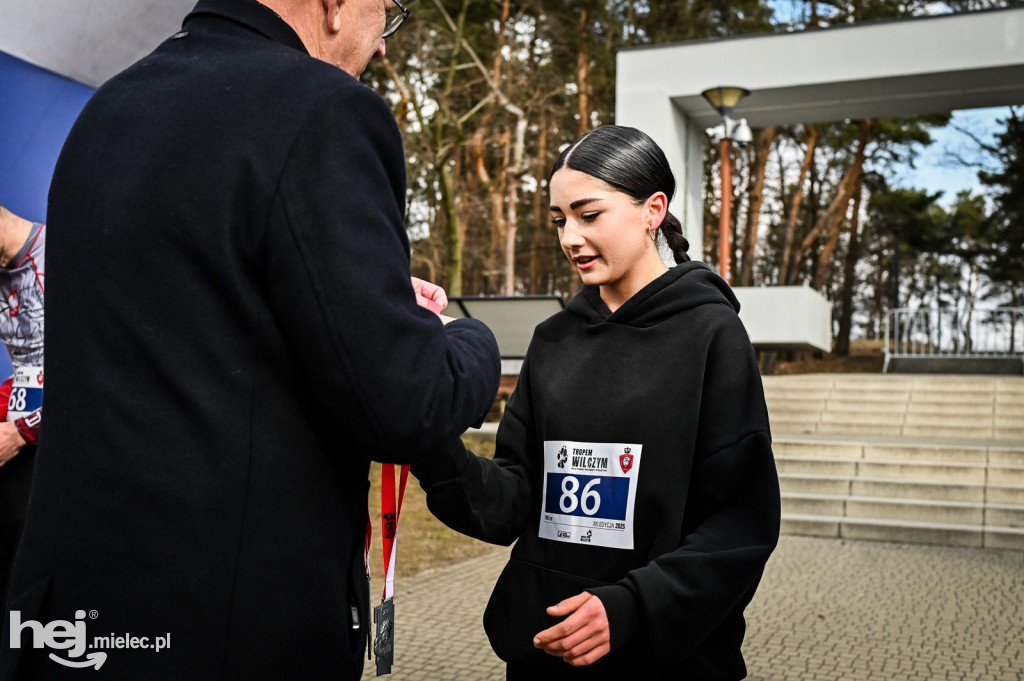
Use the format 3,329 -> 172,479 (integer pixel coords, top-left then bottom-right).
560,222 -> 585,247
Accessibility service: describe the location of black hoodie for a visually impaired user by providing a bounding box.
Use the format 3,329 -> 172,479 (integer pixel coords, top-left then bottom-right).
414,262 -> 781,679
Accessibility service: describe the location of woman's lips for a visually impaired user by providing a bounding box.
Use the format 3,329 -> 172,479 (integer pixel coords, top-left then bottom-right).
574,255 -> 598,270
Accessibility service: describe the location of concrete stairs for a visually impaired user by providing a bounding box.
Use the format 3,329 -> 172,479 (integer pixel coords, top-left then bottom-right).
764,374 -> 1024,550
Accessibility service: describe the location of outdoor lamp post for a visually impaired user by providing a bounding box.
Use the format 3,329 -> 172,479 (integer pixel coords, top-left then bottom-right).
701,86 -> 751,284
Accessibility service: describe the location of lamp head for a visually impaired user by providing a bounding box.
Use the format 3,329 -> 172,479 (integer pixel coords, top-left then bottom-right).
701,86 -> 750,119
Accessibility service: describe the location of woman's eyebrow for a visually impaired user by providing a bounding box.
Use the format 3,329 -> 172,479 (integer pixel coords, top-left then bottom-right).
550,197 -> 603,212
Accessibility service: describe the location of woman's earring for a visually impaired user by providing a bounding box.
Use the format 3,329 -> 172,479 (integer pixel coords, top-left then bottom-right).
648,228 -> 658,243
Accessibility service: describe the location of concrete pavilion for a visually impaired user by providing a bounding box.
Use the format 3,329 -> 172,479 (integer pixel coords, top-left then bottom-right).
616,6 -> 1024,352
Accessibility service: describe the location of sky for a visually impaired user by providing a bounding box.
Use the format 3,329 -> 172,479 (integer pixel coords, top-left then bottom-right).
763,2 -> 1015,208
886,108 -> 1010,207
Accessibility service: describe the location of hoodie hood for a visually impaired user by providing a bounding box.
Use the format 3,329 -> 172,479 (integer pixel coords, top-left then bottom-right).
566,261 -> 740,327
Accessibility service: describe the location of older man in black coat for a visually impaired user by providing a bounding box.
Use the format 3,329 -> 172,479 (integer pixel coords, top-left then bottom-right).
1,0 -> 500,678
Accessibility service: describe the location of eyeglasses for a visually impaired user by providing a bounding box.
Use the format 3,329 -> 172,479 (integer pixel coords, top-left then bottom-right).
382,0 -> 409,39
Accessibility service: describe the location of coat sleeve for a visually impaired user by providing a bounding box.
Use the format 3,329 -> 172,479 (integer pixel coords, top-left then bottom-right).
411,355 -> 538,546
588,313 -> 781,659
265,81 -> 500,463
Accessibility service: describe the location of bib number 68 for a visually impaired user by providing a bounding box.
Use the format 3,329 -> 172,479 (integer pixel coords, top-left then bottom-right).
8,388 -> 27,413
559,476 -> 601,516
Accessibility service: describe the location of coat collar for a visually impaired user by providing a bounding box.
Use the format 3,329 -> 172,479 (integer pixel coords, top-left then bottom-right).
184,0 -> 309,55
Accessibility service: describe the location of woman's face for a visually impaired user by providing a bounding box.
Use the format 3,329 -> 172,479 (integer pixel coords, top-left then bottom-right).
549,167 -> 667,308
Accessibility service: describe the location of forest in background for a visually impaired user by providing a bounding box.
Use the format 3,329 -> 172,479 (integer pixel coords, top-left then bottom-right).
362,0 -> 1024,358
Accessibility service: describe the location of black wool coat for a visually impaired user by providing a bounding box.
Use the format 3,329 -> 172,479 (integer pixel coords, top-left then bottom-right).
1,1 -> 500,678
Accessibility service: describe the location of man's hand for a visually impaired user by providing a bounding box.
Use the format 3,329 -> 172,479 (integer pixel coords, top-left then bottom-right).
411,276 -> 458,324
411,276 -> 447,312
533,592 -> 611,667
0,420 -> 27,468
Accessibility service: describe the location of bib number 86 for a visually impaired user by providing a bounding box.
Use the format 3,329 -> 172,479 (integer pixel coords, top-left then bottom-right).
559,476 -> 601,516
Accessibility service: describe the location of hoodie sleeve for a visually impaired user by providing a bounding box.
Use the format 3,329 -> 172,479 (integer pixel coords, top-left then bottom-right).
412,356 -> 539,546
588,313 -> 781,659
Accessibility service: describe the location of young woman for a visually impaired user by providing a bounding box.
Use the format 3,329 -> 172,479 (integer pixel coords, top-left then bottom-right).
414,125 -> 780,679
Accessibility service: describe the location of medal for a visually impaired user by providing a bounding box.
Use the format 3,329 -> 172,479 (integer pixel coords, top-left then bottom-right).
373,597 -> 395,675
373,463 -> 408,676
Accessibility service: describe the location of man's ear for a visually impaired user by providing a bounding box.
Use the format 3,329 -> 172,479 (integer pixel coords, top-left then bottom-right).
323,0 -> 343,33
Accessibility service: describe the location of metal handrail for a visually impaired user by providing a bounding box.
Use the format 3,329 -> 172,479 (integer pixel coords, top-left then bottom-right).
883,307 -> 1024,373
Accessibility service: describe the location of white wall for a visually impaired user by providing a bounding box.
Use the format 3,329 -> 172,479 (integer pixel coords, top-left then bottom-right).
734,287 -> 832,353
0,0 -> 195,87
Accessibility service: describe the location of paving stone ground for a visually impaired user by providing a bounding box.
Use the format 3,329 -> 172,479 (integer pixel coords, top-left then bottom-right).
362,536 -> 1024,680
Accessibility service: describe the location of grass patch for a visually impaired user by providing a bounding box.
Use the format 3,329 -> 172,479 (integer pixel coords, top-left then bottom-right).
772,339 -> 885,374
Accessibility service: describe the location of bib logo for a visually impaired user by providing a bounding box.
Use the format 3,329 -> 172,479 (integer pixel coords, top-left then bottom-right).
556,446 -> 568,469
9,609 -> 170,669
619,448 -> 633,474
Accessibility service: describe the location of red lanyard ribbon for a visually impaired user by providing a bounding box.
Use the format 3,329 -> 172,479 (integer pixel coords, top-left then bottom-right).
379,463 -> 408,600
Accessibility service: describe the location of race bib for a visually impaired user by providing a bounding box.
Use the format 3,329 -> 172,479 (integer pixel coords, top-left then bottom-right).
539,440 -> 642,551
7,364 -> 43,422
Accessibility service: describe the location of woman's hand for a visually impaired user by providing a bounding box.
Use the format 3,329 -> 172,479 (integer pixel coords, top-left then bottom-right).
533,592 -> 611,667
0,420 -> 27,467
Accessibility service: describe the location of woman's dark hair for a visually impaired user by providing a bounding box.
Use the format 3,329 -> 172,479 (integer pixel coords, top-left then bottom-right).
549,125 -> 690,264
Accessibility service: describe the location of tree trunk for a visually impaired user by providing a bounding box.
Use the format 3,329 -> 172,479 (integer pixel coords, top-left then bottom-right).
471,125 -> 503,293
432,0 -> 471,294
529,110 -> 549,294
504,117 -> 528,295
378,58 -> 410,125
624,0 -> 636,45
804,177 -> 854,290
437,0 -> 526,296
440,163 -> 463,295
703,204 -> 715,265
720,138 -> 734,283
780,125 -> 818,285
835,174 -> 864,356
809,120 -> 872,290
738,125 -> 777,286
577,7 -> 591,136
493,0 -> 510,83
